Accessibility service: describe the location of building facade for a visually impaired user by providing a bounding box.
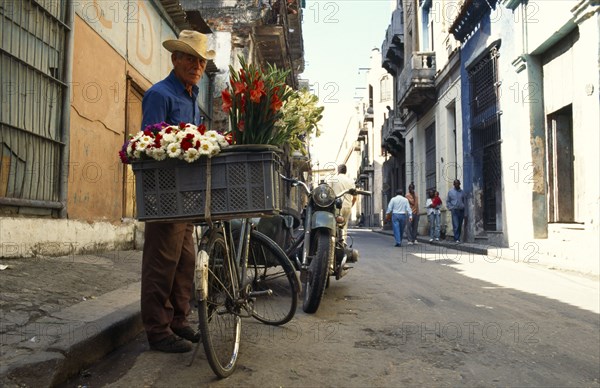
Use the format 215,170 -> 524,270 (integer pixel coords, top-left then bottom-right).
449,0 -> 599,272
379,0 -> 598,273
1,0 -> 305,258
381,0 -> 463,236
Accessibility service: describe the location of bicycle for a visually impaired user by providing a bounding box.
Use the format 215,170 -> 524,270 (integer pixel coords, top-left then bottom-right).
191,218 -> 300,378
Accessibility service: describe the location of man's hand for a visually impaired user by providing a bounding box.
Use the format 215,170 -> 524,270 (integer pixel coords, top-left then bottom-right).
385,213 -> 391,222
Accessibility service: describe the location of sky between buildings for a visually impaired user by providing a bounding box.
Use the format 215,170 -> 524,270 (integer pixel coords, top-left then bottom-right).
301,0 -> 395,166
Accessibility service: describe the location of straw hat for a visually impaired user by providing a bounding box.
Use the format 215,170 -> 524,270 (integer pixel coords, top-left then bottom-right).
162,30 -> 216,60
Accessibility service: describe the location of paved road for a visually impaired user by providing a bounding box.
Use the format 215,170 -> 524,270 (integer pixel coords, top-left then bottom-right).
62,230 -> 600,387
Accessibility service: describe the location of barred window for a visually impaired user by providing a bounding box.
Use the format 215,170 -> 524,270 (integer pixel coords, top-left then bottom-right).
0,0 -> 70,209
425,122 -> 436,192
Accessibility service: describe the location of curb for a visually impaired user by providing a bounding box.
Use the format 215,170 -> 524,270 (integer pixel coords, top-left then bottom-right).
373,229 -> 488,255
0,283 -> 143,388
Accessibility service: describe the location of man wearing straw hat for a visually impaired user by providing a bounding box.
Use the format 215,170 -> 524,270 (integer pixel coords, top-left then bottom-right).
141,30 -> 215,353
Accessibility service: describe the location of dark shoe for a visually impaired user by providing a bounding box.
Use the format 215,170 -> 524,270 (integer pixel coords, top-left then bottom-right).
395,243 -> 401,247
172,326 -> 201,343
150,335 -> 192,353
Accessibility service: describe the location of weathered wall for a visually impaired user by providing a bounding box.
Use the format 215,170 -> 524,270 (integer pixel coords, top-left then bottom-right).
68,16 -> 127,221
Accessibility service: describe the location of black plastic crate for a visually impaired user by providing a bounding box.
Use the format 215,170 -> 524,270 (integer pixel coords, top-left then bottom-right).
132,150 -> 282,221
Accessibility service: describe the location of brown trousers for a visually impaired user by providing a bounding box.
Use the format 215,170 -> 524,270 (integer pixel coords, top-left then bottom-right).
141,222 -> 195,343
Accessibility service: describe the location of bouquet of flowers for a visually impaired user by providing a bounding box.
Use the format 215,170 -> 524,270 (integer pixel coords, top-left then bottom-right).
119,122 -> 231,164
221,56 -> 294,146
275,88 -> 324,155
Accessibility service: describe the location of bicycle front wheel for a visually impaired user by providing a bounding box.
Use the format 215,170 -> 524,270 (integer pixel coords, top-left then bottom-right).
197,229 -> 241,378
246,230 -> 300,325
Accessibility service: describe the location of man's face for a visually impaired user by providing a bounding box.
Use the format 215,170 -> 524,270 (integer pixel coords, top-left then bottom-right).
172,52 -> 207,88
454,180 -> 461,189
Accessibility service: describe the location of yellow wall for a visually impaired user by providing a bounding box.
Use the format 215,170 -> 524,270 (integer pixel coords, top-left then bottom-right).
68,1 -> 177,221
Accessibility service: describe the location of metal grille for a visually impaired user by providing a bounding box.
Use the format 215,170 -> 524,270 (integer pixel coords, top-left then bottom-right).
468,48 -> 498,124
425,122 -> 436,191
0,0 -> 69,206
483,143 -> 501,231
469,47 -> 502,231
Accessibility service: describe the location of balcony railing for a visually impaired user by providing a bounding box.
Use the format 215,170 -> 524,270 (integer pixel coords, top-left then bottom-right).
396,51 -> 436,113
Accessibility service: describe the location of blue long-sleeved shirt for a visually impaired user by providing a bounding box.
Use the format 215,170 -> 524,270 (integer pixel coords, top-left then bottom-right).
386,195 -> 412,216
141,70 -> 201,130
446,188 -> 465,210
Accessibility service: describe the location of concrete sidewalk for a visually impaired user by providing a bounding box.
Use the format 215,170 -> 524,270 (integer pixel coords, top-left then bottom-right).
373,228 -> 600,277
0,251 -> 143,387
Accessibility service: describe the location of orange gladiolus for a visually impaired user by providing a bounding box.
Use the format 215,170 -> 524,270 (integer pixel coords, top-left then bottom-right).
221,89 -> 232,113
250,80 -> 266,103
233,81 -> 247,95
270,94 -> 282,111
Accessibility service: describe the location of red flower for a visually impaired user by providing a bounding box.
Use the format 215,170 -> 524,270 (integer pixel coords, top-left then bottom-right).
237,120 -> 245,132
250,80 -> 266,103
222,89 -> 232,113
270,94 -> 282,111
153,133 -> 162,147
197,124 -> 207,135
178,122 -> 187,129
224,132 -> 234,144
233,81 -> 247,95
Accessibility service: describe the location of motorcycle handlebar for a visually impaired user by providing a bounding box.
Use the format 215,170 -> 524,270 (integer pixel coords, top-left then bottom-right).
280,175 -> 371,197
280,174 -> 310,194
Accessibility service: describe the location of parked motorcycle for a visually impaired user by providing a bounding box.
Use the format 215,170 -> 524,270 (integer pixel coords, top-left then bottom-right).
280,176 -> 371,313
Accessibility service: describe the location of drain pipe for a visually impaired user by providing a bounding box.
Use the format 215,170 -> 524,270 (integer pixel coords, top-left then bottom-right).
59,0 -> 75,218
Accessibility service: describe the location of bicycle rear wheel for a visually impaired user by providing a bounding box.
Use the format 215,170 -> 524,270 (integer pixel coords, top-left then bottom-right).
246,230 -> 300,325
197,229 -> 241,378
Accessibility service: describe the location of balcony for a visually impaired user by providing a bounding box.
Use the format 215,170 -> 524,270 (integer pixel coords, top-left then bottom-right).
381,7 -> 404,76
449,0 -> 500,42
253,0 -> 304,84
396,51 -> 436,114
360,152 -> 374,173
381,110 -> 405,156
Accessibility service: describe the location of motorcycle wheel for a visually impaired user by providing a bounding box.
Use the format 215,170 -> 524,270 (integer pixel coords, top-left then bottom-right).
302,229 -> 332,313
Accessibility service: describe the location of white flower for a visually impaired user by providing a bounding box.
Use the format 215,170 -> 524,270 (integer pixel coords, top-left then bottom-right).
183,148 -> 200,163
198,140 -> 215,156
166,143 -> 181,158
149,148 -> 167,161
161,133 -> 177,146
217,137 -> 229,148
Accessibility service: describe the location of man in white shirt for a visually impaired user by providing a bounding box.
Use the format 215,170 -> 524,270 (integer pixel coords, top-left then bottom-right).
386,189 -> 413,247
329,164 -> 356,243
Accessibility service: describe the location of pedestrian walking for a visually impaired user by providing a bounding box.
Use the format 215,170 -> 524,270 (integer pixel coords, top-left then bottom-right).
140,30 -> 215,353
405,182 -> 420,245
446,179 -> 465,243
385,189 -> 413,247
426,190 -> 442,241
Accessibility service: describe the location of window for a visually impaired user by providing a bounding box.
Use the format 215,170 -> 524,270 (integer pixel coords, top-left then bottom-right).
468,47 -> 502,231
420,0 -> 433,51
409,139 -> 414,185
0,0 -> 70,209
425,123 -> 436,191
380,75 -> 391,101
546,105 -> 574,223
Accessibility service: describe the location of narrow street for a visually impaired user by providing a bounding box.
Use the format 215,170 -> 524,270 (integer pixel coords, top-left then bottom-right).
63,230 -> 600,387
